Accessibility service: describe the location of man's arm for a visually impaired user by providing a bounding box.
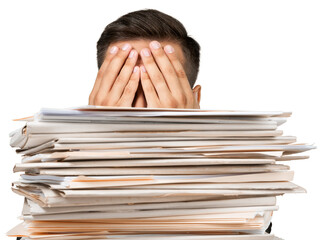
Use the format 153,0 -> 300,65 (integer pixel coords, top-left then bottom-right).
89,43 -> 140,107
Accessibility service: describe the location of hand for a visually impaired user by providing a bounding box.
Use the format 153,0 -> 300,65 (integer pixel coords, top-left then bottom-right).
89,43 -> 140,107
139,41 -> 201,109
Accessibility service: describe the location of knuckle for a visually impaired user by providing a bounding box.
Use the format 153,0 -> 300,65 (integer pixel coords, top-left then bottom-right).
153,81 -> 163,90
89,95 -> 94,105
114,75 -> 126,85
113,53 -> 126,63
124,84 -> 134,95
115,101 -> 123,107
101,97 -> 109,106
102,98 -> 114,106
185,96 -> 194,106
96,71 -> 102,79
124,58 -> 134,68
96,68 -> 105,79
164,66 -> 175,76
164,97 -> 178,108
153,74 -> 164,84
177,69 -> 187,79
106,51 -> 115,60
143,82 -> 154,93
112,55 -> 121,63
152,49 -> 164,57
185,91 -> 194,99
94,95 -> 104,105
176,94 -> 187,105
144,56 -> 154,65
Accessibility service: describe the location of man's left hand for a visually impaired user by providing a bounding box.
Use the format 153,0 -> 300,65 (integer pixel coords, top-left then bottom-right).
139,41 -> 200,109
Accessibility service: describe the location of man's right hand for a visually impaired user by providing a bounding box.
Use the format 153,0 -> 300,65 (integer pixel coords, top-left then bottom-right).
89,43 -> 140,107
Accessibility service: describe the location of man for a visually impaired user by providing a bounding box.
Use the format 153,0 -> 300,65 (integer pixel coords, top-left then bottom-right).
89,9 -> 202,109
17,10 -> 270,239
87,9 -> 272,234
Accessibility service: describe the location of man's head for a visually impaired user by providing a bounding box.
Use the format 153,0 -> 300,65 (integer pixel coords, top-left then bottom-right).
97,9 -> 201,88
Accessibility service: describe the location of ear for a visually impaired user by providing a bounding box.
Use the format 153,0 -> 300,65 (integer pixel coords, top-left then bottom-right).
192,85 -> 201,105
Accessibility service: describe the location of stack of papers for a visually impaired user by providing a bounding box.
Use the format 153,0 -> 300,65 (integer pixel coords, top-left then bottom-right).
7,106 -> 314,240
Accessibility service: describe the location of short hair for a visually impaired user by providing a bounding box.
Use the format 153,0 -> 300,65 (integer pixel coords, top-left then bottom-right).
97,9 -> 201,87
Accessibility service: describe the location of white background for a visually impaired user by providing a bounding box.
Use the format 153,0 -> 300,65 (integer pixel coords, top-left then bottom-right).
0,0 -> 320,239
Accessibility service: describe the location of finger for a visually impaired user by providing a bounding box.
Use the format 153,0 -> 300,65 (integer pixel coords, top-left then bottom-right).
89,45 -> 118,105
149,41 -> 183,96
94,43 -> 132,105
192,85 -> 201,109
164,45 -> 193,97
140,48 -> 172,101
108,49 -> 138,104
117,66 -> 140,107
140,65 -> 160,108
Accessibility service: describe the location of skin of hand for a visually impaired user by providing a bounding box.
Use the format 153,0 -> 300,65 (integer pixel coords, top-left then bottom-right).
89,43 -> 140,107
140,41 -> 200,109
89,40 -> 201,109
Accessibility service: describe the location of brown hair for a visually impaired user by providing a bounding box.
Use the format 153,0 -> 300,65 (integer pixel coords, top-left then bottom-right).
97,9 -> 201,87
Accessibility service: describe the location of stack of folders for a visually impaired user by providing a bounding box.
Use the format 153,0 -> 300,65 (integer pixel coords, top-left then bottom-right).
7,107 -> 315,240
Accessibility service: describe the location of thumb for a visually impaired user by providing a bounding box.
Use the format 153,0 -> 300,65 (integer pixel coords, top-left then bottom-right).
192,85 -> 201,101
192,85 -> 201,109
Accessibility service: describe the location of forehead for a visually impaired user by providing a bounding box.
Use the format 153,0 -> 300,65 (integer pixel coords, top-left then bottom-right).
107,39 -> 185,64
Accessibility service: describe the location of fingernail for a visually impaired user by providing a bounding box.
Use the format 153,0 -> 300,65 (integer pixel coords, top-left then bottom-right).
141,66 -> 147,73
122,43 -> 131,51
110,46 -> 118,54
141,48 -> 151,57
164,45 -> 174,54
129,50 -> 136,58
150,41 -> 161,49
133,66 -> 139,73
